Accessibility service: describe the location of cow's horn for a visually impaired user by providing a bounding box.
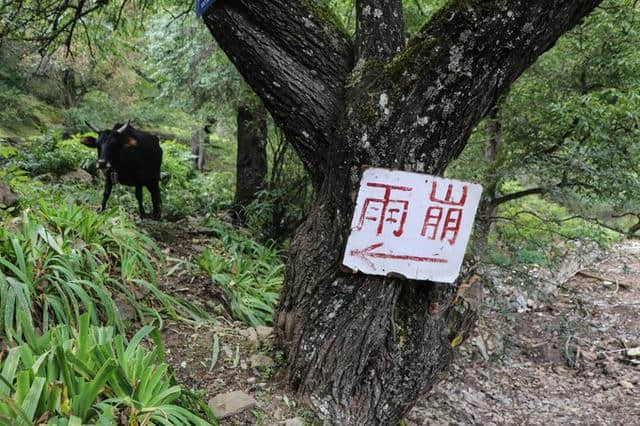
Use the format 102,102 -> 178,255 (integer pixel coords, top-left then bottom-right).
116,121 -> 130,134
85,121 -> 100,132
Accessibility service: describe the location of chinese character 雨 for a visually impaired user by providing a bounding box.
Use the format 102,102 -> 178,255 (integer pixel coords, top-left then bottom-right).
356,182 -> 412,237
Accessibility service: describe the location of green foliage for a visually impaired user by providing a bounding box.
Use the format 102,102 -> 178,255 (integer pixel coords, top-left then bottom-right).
143,11 -> 246,121
0,81 -> 27,124
0,314 -> 214,425
488,183 -> 619,266
0,200 -> 209,343
199,221 -> 283,327
242,129 -> 313,243
10,132 -> 96,177
63,91 -> 124,132
450,0 -> 640,260
160,141 -> 234,220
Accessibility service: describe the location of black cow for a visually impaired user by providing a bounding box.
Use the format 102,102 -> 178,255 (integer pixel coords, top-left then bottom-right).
81,121 -> 163,219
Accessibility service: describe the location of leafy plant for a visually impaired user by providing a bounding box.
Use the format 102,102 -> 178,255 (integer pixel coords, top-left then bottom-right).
199,221 -> 283,327
0,201 -> 209,343
160,140 -> 234,220
0,313 -> 215,424
9,132 -> 96,178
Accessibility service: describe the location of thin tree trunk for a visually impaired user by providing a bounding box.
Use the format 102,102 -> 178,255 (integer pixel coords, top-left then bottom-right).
475,106 -> 502,255
234,105 -> 267,210
61,67 -> 77,108
191,128 -> 206,171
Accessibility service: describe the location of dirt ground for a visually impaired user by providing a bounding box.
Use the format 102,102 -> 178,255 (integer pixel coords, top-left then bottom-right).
149,219 -> 640,425
410,241 -> 640,425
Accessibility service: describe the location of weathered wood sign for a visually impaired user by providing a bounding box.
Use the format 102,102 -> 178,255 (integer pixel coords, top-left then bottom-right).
342,168 -> 482,283
196,0 -> 217,17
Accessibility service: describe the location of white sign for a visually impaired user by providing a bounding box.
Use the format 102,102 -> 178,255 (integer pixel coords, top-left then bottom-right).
342,168 -> 482,283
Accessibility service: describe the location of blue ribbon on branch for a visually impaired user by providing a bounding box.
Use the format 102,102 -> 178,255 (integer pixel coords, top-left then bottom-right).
196,0 -> 218,17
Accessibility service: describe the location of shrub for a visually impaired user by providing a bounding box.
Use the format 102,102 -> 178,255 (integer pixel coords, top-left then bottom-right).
63,90 -> 124,133
489,183 -> 619,266
160,140 -> 234,220
9,132 -> 96,178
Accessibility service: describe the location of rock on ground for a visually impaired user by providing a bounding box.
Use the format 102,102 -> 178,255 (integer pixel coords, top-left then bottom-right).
255,326 -> 273,339
61,169 -> 93,184
208,390 -> 256,419
249,353 -> 274,368
0,182 -> 18,208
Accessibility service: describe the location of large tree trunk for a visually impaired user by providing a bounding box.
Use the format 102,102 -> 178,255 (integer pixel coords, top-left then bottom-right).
205,1 -> 602,423
234,105 -> 267,210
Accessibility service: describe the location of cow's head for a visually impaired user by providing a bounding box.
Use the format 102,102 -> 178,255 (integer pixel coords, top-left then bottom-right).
80,121 -> 130,169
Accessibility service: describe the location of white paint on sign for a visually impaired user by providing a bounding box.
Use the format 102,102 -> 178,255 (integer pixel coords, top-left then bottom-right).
342,167 -> 482,283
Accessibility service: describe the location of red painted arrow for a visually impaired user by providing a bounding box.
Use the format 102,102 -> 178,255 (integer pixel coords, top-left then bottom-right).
349,243 -> 448,270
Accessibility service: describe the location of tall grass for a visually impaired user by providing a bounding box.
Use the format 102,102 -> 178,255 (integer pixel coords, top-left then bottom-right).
0,313 -> 215,425
199,221 -> 283,327
0,202 -> 209,343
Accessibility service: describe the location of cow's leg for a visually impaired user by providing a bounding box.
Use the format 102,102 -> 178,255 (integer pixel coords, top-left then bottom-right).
99,176 -> 112,213
135,185 -> 146,219
147,181 -> 162,220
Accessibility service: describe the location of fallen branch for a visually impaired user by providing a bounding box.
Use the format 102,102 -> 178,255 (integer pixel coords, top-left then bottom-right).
576,270 -> 630,288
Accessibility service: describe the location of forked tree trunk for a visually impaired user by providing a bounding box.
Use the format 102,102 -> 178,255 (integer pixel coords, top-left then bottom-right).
205,1 -> 602,423
234,105 -> 267,210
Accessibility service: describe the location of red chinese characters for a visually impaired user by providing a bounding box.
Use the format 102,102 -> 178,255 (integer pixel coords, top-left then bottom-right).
421,181 -> 468,245
356,182 -> 412,237
343,168 -> 482,283
355,180 -> 468,246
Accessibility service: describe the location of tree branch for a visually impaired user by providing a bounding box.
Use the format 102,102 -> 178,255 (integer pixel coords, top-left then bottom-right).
491,187 -> 545,206
204,1 -> 354,187
356,0 -> 405,61
351,0 -> 603,176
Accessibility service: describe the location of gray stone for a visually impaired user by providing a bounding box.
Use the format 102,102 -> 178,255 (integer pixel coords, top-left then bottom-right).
61,168 -> 93,184
240,327 -> 259,348
249,353 -> 274,368
285,417 -> 305,426
255,326 -> 274,339
0,182 -> 18,208
208,391 -> 256,418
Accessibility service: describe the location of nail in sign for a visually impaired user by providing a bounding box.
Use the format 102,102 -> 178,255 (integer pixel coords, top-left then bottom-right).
342,168 -> 483,283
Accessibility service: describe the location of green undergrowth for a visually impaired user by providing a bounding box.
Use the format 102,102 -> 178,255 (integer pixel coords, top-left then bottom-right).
1,133 -> 235,221
199,220 -> 284,327
0,314 -> 215,425
485,182 -> 619,266
0,83 -> 64,139
160,141 -> 234,220
0,202 -> 210,344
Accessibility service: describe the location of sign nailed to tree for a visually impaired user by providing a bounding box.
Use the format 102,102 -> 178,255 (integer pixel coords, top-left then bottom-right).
342,168 -> 482,283
196,0 -> 217,17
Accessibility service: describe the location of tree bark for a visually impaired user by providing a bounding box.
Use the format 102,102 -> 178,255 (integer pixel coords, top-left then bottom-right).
475,106 -> 501,254
205,1 -> 602,424
61,67 -> 77,108
234,105 -> 267,210
191,128 -> 206,171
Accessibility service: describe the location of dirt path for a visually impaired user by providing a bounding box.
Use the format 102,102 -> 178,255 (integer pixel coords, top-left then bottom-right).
149,219 -> 640,424
410,242 -> 640,424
